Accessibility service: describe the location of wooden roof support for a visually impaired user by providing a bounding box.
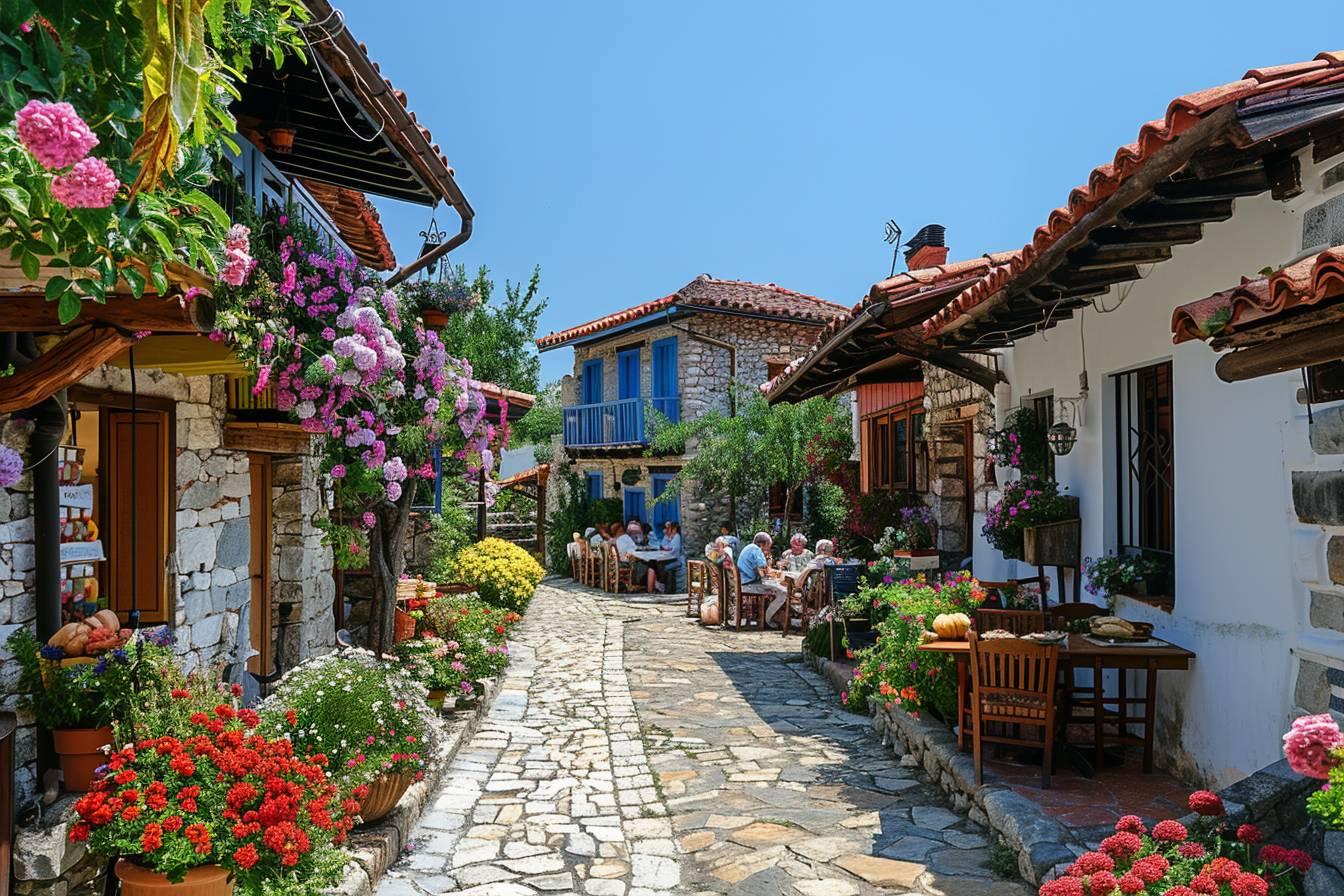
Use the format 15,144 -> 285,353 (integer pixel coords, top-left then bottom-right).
0,326 -> 135,414
0,293 -> 214,334
1216,316 -> 1344,382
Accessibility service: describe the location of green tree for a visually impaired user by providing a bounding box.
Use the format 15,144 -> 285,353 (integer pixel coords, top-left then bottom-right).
438,264 -> 547,394
512,380 -> 562,464
649,389 -> 853,538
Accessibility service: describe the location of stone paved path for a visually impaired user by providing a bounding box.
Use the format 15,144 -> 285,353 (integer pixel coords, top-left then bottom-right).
377,580 -> 1030,895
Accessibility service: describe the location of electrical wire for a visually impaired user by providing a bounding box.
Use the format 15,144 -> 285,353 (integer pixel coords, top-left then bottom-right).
297,10 -> 386,144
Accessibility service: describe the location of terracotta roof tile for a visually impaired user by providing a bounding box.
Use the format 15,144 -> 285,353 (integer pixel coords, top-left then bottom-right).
922,51 -> 1344,337
535,275 -> 847,349
1170,247 -> 1344,343
301,181 -> 396,271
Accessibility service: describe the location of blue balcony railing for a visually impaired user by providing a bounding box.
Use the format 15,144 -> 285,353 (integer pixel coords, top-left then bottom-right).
563,396 -> 680,448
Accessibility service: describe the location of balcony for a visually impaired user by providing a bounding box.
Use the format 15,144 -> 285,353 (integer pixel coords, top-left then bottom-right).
562,396 -> 680,449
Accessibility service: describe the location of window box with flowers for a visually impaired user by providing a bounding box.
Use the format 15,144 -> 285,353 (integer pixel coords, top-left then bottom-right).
983,475 -> 1079,564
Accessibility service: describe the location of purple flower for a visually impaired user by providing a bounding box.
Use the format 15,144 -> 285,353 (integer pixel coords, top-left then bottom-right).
0,444 -> 22,488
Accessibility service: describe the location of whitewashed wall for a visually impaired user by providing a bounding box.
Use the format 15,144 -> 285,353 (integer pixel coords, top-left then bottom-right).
976,146 -> 1344,787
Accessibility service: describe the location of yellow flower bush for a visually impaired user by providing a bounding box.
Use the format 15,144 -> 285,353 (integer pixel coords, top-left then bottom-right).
450,538 -> 544,612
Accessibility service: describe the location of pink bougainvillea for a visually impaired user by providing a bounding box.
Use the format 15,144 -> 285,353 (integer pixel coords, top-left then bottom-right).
1283,712 -> 1343,779
15,100 -> 98,169
49,156 -> 119,208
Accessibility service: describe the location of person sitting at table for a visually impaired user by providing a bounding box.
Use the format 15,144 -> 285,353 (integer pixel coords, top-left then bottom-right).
808,539 -> 838,568
719,522 -> 740,556
775,532 -> 814,573
647,521 -> 684,594
739,532 -> 788,627
589,522 -> 610,547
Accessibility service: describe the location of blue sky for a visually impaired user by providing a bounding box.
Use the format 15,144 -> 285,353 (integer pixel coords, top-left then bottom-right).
338,0 -> 1339,386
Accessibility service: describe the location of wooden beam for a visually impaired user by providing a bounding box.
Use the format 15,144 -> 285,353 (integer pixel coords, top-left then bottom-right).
888,334 -> 1002,390
0,263 -> 215,334
1045,264 -> 1142,290
223,422 -> 314,455
1153,166 -> 1269,202
1088,222 -> 1205,249
0,326 -> 135,413
1066,244 -> 1173,271
1264,150 -> 1304,201
1215,317 -> 1344,382
1119,198 -> 1234,227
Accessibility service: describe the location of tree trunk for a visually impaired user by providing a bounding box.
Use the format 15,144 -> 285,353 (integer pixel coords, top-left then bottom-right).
365,478 -> 418,656
782,487 -> 795,545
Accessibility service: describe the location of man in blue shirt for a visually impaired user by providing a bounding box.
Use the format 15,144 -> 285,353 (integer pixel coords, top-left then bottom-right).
737,532 -> 788,626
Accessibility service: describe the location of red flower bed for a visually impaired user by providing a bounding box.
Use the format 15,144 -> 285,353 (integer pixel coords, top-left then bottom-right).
70,689 -> 355,889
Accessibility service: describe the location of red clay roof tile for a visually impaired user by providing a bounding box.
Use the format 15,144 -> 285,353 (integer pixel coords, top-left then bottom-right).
535,275 -> 847,350
921,51 -> 1344,338
301,181 -> 397,271
1170,247 -> 1344,343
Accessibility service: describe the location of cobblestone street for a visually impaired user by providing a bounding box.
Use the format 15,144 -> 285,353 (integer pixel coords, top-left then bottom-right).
377,580 -> 1030,895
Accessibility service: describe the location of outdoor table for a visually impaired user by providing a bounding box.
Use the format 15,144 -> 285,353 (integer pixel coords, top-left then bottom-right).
632,549 -> 678,588
917,633 -> 1195,773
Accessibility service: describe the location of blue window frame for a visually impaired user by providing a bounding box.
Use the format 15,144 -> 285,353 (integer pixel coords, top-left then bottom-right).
651,473 -> 680,531
623,488 -> 646,527
617,347 -> 641,400
651,337 -> 679,422
586,471 -> 603,502
582,359 -> 604,404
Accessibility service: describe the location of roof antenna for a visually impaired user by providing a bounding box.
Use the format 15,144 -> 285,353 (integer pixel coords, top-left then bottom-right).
884,220 -> 903,278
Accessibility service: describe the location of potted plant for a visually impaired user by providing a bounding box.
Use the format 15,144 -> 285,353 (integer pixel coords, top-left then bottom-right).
419,594 -> 518,707
398,277 -> 478,328
260,649 -> 432,825
982,475 -> 1079,564
5,622 -> 161,793
71,685 -> 355,895
875,504 -> 940,576
1083,553 -> 1164,607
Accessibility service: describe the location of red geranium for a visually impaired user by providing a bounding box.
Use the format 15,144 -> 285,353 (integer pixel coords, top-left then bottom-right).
70,686 -> 354,888
1235,824 -> 1262,844
1151,820 -> 1188,842
1187,790 -> 1225,817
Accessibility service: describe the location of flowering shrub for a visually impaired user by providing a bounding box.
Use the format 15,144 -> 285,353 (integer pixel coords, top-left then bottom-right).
0,442 -> 20,488
1083,553 -> 1162,607
1038,791 -> 1309,896
71,686 -> 353,894
449,538 -> 544,613
398,594 -> 520,700
982,475 -> 1076,561
843,572 -> 988,719
260,649 -> 433,796
400,277 -> 480,317
874,504 -> 938,553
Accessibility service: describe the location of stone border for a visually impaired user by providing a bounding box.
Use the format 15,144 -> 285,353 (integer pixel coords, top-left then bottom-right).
803,646 -> 1324,887
331,674 -> 504,896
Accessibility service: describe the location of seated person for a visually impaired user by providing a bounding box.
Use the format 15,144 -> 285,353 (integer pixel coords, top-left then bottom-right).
719,522 -> 740,556
738,532 -> 788,626
590,522 -> 610,547
616,521 -> 647,589
775,532 -> 814,573
809,539 -> 838,568
647,521 -> 684,594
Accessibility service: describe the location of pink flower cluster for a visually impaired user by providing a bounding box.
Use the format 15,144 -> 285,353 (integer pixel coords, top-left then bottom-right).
1283,712 -> 1343,779
15,100 -> 98,169
219,225 -> 255,287
14,100 -> 119,209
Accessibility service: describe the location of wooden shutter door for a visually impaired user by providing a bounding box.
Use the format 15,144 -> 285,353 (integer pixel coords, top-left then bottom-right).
248,455 -> 273,675
101,408 -> 170,624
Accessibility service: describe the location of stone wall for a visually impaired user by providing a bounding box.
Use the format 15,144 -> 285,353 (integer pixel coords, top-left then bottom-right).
562,312 -> 830,556
272,451 -> 336,671
921,362 -> 996,563
0,367 -> 253,810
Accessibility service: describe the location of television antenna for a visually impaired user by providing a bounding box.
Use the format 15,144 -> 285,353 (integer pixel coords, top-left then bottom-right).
884,220 -> 903,277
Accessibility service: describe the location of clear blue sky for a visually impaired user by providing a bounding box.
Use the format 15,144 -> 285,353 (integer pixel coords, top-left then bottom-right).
337,0 -> 1339,387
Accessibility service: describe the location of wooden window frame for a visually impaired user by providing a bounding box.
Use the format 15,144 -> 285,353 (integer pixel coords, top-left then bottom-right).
862,397 -> 928,494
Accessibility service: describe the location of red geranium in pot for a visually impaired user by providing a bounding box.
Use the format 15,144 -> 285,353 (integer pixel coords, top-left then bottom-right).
70,688 -> 357,895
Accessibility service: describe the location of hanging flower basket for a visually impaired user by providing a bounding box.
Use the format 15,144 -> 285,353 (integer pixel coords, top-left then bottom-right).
114,860 -> 233,896
52,725 -> 112,793
422,309 -> 449,328
356,772 -> 412,825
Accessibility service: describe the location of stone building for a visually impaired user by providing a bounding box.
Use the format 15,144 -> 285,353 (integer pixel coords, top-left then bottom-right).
536,274 -> 850,555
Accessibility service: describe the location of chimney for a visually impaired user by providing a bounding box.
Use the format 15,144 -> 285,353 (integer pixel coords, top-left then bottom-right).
903,224 -> 948,270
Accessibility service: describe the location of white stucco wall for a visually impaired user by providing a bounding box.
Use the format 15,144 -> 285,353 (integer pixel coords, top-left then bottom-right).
975,146 -> 1344,786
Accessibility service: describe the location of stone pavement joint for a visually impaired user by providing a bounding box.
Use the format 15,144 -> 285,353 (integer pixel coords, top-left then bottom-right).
376,579 -> 1031,895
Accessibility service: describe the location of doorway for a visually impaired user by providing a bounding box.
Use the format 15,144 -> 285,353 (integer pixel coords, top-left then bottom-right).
937,419 -> 975,559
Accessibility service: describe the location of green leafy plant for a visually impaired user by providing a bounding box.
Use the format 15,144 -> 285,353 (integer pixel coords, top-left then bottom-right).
803,478 -> 848,544
400,594 -> 520,700
1083,553 -> 1162,607
990,407 -> 1049,477
981,475 -> 1075,561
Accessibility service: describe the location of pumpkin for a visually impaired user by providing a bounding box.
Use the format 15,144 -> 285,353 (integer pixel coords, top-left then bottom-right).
932,612 -> 971,640
49,622 -> 84,650
93,609 -> 120,633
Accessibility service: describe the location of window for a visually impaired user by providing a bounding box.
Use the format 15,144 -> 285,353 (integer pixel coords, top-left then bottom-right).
586,471 -> 603,501
1113,361 -> 1175,598
1029,393 -> 1055,478
863,398 -> 928,493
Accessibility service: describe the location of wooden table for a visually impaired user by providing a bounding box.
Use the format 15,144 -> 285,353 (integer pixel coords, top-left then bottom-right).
918,634 -> 1195,773
632,549 -> 679,589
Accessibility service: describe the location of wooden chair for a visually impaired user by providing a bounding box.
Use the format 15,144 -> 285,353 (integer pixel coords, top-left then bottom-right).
968,632 -> 1063,789
978,576 -> 1050,613
687,560 -> 710,617
976,608 -> 1047,636
576,540 -> 593,587
781,566 -> 818,636
722,564 -> 767,631
604,543 -> 636,593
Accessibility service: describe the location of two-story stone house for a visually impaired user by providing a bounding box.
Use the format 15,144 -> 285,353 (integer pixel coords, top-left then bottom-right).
536,274 -> 849,555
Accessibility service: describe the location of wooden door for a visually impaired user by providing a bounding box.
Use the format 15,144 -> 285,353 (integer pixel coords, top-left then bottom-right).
937,420 -> 975,556
101,408 -> 170,624
248,455 -> 273,675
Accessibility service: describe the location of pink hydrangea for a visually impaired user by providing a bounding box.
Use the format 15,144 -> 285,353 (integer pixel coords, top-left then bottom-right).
1283,713 -> 1344,779
49,157 -> 119,208
15,100 -> 98,169
218,224 -> 254,287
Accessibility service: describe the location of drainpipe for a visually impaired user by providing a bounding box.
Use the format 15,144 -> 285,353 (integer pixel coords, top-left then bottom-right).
386,211 -> 473,287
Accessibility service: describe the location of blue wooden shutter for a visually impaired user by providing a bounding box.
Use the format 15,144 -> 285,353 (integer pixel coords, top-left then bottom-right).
651,337 -> 679,422
651,473 -> 680,529
586,471 -> 603,501
582,359 -> 604,404
623,488 -> 646,525
617,348 -> 641,400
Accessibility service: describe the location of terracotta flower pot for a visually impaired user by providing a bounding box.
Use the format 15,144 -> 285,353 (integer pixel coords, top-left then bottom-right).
115,860 -> 233,895
53,726 -> 113,793
422,309 -> 449,328
357,772 -> 412,825
393,608 -> 416,644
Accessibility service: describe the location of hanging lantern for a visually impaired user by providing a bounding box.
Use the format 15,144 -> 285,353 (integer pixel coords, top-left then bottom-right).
1047,420 -> 1078,456
983,426 -> 1001,458
417,209 -> 446,281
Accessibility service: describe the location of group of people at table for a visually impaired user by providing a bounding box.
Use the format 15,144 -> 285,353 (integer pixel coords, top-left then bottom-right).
581,518 -> 684,593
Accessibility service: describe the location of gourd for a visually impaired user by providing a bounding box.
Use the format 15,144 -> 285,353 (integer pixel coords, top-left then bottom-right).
92,609 -> 120,632
932,612 -> 971,640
